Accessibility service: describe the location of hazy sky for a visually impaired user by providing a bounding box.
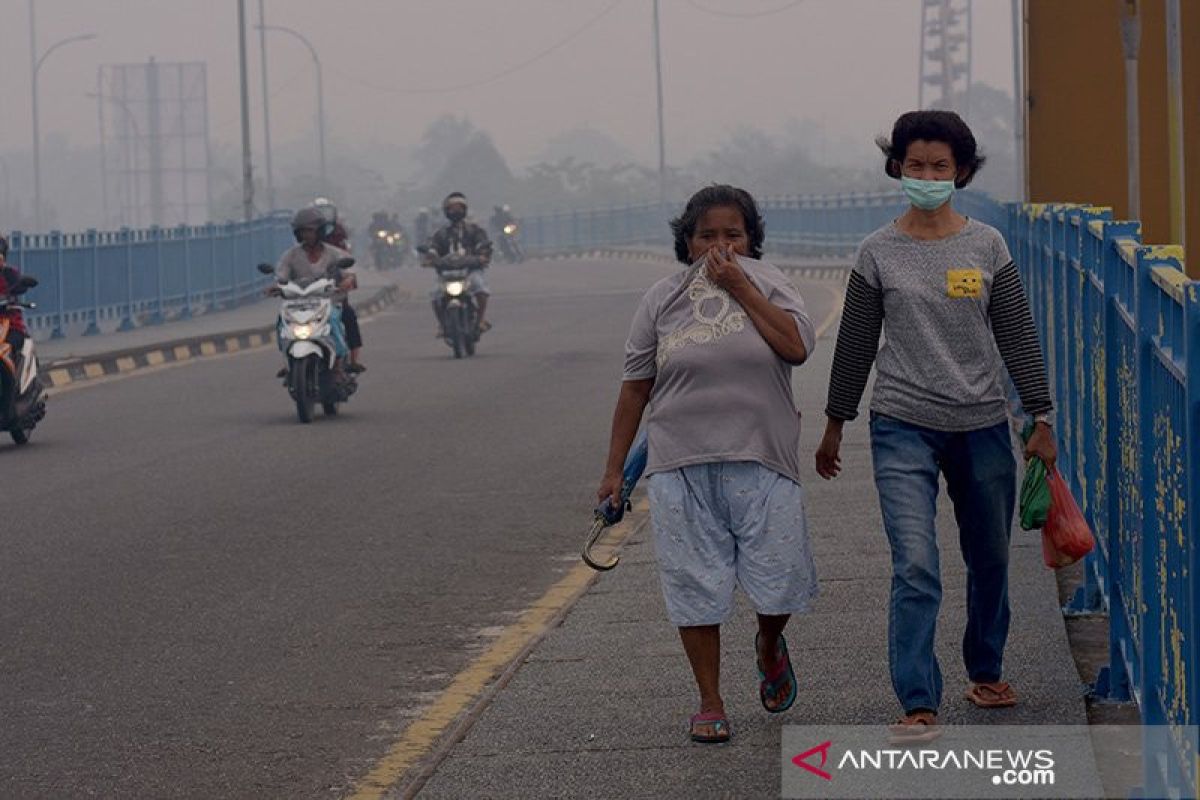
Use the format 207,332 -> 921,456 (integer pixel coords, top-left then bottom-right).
3,0 -> 1017,168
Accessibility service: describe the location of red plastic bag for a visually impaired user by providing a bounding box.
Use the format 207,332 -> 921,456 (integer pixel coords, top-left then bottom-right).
1042,467 -> 1095,569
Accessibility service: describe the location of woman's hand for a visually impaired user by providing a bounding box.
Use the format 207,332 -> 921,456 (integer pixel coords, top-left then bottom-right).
704,246 -> 751,293
1025,422 -> 1057,472
815,420 -> 844,480
596,471 -> 624,512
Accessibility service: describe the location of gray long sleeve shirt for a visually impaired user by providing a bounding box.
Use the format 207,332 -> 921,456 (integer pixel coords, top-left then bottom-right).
825,219 -> 1053,431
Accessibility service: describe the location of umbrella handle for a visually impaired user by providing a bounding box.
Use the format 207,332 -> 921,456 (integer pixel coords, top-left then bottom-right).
582,517 -> 618,571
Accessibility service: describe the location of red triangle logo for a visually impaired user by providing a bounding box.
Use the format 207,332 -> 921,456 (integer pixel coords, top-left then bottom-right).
792,740 -> 833,781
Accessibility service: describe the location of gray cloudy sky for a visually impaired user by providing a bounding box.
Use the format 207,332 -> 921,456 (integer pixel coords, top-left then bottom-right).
4,0 -> 1016,168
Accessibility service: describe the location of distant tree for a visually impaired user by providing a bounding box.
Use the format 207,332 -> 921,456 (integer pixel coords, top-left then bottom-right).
429,131 -> 516,212
958,82 -> 1019,201
412,115 -> 481,185
535,128 -> 638,171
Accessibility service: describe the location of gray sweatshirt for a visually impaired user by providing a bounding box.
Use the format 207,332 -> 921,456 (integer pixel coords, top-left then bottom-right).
826,219 -> 1053,431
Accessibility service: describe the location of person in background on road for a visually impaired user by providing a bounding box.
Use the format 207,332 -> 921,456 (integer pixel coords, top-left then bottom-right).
313,197 -> 365,373
489,204 -> 515,236
422,192 -> 493,337
0,236 -> 29,362
597,184 -> 818,745
272,206 -> 355,377
815,110 -> 1057,742
413,207 -> 432,251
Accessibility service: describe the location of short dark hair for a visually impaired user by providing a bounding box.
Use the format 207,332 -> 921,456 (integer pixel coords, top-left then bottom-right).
669,184 -> 765,264
876,110 -> 986,188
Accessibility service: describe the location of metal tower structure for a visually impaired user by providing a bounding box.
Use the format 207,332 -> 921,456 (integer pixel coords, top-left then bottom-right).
918,0 -> 974,118
97,59 -> 213,228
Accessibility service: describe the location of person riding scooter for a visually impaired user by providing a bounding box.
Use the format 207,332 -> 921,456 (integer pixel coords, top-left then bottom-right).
312,197 -> 364,372
272,207 -> 355,377
422,192 -> 492,338
0,237 -> 28,364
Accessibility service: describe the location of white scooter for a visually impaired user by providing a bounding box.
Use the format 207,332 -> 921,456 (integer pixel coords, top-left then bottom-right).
257,262 -> 357,423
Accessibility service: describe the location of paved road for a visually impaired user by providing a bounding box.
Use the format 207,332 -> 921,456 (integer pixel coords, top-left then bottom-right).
0,255 -> 839,798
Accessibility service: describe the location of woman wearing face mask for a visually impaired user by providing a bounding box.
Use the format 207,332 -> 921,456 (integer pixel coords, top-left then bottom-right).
815,110 -> 1056,742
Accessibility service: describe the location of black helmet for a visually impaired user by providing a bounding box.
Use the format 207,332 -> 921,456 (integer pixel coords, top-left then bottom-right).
291,206 -> 325,241
443,192 -> 468,222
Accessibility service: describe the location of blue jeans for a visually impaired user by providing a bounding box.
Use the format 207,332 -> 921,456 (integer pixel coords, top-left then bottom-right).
869,413 -> 1016,714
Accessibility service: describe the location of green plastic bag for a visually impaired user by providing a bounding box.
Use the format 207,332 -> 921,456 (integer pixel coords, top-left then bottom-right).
1019,421 -> 1050,530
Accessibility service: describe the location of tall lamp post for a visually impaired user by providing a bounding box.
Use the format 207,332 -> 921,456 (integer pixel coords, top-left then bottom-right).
652,0 -> 666,206
257,0 -> 276,210
29,0 -> 96,231
258,23 -> 326,194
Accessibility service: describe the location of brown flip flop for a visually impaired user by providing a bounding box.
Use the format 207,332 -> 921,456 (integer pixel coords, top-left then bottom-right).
965,681 -> 1018,708
888,711 -> 941,744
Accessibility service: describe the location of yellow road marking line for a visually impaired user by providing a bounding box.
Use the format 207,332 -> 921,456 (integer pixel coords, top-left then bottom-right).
146,350 -> 165,366
348,511 -> 647,800
83,363 -> 105,379
47,368 -> 70,386
173,345 -> 191,361
116,357 -> 136,372
199,342 -> 217,356
225,337 -> 241,353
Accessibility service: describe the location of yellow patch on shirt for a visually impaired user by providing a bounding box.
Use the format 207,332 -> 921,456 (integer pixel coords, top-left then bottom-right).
946,268 -> 984,299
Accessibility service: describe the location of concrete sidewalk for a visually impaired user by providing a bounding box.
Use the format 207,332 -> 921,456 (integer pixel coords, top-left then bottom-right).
413,332 -> 1090,799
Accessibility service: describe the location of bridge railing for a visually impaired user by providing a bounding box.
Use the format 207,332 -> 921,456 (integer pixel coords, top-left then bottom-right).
12,212 -> 294,339
1004,199 -> 1197,798
519,191 -> 909,258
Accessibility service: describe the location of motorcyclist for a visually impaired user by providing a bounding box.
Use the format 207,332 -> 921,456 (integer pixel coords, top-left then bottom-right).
0,236 -> 29,364
313,196 -> 351,251
422,192 -> 492,338
413,207 -> 431,250
312,197 -> 364,372
272,206 -> 355,378
489,204 -> 516,237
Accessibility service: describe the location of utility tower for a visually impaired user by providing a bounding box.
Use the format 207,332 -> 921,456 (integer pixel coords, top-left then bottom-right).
918,0 -> 974,118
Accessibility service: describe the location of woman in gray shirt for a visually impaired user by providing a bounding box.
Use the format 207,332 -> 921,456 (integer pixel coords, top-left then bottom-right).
598,185 -> 818,744
816,110 -> 1057,742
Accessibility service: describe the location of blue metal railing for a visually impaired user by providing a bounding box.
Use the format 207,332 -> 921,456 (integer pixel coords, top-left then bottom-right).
11,212 -> 294,339
519,191 -> 909,257
1003,199 -> 1197,799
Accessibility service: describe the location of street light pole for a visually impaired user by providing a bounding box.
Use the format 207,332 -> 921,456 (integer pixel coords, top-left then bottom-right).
237,0 -> 254,221
1118,0 -> 1141,220
258,24 -> 326,194
652,0 -> 666,206
1165,0 -> 1185,249
258,0 -> 276,210
28,0 -> 96,231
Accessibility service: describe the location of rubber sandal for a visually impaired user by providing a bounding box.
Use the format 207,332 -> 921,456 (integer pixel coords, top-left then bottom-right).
689,711 -> 731,744
965,681 -> 1018,708
756,632 -> 798,713
888,711 -> 941,744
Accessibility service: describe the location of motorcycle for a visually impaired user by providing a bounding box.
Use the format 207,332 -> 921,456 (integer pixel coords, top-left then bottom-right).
497,222 -> 525,263
0,276 -> 47,445
370,227 -> 407,269
432,256 -> 481,359
257,262 -> 357,423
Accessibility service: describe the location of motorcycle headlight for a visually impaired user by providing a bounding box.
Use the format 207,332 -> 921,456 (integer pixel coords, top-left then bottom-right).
503,224 -> 517,235
291,323 -> 313,340
445,281 -> 465,297
376,230 -> 387,239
